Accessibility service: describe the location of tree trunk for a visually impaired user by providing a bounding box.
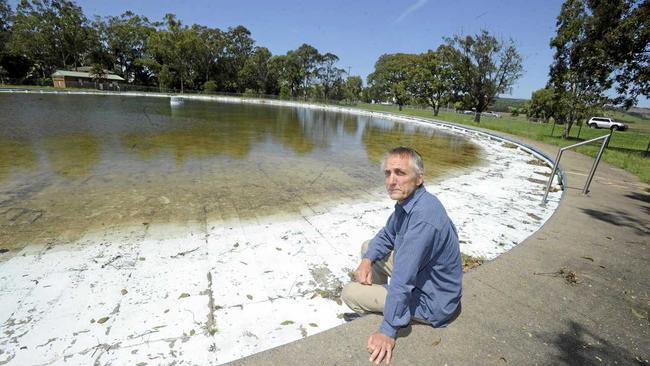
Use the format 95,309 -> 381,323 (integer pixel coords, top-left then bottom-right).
474,112 -> 481,123
398,104 -> 403,111
562,121 -> 573,139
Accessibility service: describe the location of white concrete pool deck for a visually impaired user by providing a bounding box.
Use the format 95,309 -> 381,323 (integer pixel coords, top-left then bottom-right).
0,92 -> 562,365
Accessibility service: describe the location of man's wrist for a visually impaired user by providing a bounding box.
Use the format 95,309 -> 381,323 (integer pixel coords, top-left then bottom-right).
379,321 -> 398,339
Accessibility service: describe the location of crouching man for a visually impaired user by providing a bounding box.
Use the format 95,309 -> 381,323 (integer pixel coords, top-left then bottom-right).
341,146 -> 462,365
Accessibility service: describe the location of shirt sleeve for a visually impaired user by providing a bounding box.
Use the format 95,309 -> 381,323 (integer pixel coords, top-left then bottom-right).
364,212 -> 396,262
379,221 -> 436,338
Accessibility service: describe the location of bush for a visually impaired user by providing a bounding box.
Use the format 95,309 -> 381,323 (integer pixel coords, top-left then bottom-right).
203,80 -> 218,94
511,107 -> 519,117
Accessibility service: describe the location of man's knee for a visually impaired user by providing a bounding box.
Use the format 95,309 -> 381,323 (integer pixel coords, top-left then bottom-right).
341,282 -> 359,305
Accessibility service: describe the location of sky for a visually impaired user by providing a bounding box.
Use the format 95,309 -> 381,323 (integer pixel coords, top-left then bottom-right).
7,0 -> 649,106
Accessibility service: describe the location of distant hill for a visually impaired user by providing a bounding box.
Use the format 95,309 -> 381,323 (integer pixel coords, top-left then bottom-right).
491,97 -> 529,112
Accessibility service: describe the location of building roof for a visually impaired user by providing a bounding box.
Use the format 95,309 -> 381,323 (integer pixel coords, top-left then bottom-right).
51,70 -> 125,81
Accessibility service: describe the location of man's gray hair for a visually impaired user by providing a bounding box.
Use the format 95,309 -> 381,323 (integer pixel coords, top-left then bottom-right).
381,146 -> 424,176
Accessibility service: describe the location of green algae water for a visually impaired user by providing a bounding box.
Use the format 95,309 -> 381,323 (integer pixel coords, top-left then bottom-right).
0,93 -> 481,249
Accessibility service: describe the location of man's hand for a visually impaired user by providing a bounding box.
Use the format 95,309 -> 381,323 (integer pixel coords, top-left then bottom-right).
367,331 -> 395,365
355,258 -> 373,285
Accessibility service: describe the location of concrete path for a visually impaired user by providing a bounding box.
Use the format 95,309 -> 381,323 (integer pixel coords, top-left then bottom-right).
232,135 -> 649,365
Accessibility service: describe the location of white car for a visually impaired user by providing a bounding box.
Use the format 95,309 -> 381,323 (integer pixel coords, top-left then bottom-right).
482,111 -> 500,118
587,117 -> 628,131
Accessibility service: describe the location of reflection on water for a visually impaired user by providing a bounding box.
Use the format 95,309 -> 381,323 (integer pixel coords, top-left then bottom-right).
0,136 -> 38,182
0,93 -> 482,249
42,133 -> 100,177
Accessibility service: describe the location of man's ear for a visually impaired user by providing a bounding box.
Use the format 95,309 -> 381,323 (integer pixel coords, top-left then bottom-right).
417,174 -> 424,186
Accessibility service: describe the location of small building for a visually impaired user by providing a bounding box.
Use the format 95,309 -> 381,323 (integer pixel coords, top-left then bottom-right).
52,68 -> 125,89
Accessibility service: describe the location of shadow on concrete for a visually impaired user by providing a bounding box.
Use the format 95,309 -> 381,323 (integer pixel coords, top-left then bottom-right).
580,208 -> 649,236
542,320 -> 647,366
625,191 -> 650,204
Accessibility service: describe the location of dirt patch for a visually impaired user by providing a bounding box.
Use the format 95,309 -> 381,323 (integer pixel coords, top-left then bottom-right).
461,254 -> 485,273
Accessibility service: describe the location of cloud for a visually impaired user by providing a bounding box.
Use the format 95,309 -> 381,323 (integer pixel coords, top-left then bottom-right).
395,0 -> 428,23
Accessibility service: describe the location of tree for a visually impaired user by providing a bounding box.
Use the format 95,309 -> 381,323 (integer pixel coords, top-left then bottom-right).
293,43 -> 320,100
367,53 -> 418,110
192,24 -> 224,85
145,14 -> 199,92
239,46 -> 272,94
99,11 -> 156,84
528,87 -> 556,123
549,0 -> 649,138
10,0 -> 91,79
549,0 -> 611,138
318,52 -> 345,100
0,0 -> 12,51
216,25 -> 254,92
344,75 -> 363,103
444,30 -> 523,123
407,49 -> 456,116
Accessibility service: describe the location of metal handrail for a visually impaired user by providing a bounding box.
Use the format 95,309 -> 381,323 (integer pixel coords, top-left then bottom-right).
542,133 -> 611,205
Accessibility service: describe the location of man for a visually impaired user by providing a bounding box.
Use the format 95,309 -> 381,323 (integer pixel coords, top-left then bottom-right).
341,146 -> 462,365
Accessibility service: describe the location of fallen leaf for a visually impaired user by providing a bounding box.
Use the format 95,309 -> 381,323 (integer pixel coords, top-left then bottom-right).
121,289 -> 128,295
309,323 -> 318,327
499,357 -> 508,363
431,338 -> 441,347
246,294 -> 253,300
631,307 -> 648,320
179,293 -> 190,299
580,256 -> 594,262
189,329 -> 195,336
97,316 -> 109,324
280,320 -> 294,326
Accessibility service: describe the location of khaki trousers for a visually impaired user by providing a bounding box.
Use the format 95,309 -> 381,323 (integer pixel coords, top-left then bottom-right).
341,240 -> 394,313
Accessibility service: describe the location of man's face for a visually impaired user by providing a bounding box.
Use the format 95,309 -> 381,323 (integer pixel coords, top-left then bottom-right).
384,154 -> 424,203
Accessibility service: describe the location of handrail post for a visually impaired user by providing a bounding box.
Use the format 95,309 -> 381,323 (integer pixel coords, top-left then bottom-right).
582,134 -> 610,195
541,133 -> 610,205
542,149 -> 563,205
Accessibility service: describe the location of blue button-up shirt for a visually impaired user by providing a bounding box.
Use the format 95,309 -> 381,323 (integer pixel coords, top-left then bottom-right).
364,185 -> 462,338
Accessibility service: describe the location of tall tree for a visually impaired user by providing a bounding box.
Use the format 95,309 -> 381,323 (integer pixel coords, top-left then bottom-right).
192,24 -> 224,85
10,0 -> 90,78
217,25 -> 254,92
549,0 -> 649,139
367,53 -> 418,110
407,49 -> 456,116
444,30 -> 523,123
344,75 -> 363,103
318,52 -> 345,100
145,14 -> 199,92
99,11 -> 156,83
549,0 -> 612,138
239,46 -> 272,94
293,43 -> 320,100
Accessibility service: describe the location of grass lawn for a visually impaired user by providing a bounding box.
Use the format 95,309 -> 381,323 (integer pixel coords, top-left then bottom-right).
356,103 -> 650,184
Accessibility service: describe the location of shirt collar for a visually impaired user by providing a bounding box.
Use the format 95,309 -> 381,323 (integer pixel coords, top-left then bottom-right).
396,184 -> 426,214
